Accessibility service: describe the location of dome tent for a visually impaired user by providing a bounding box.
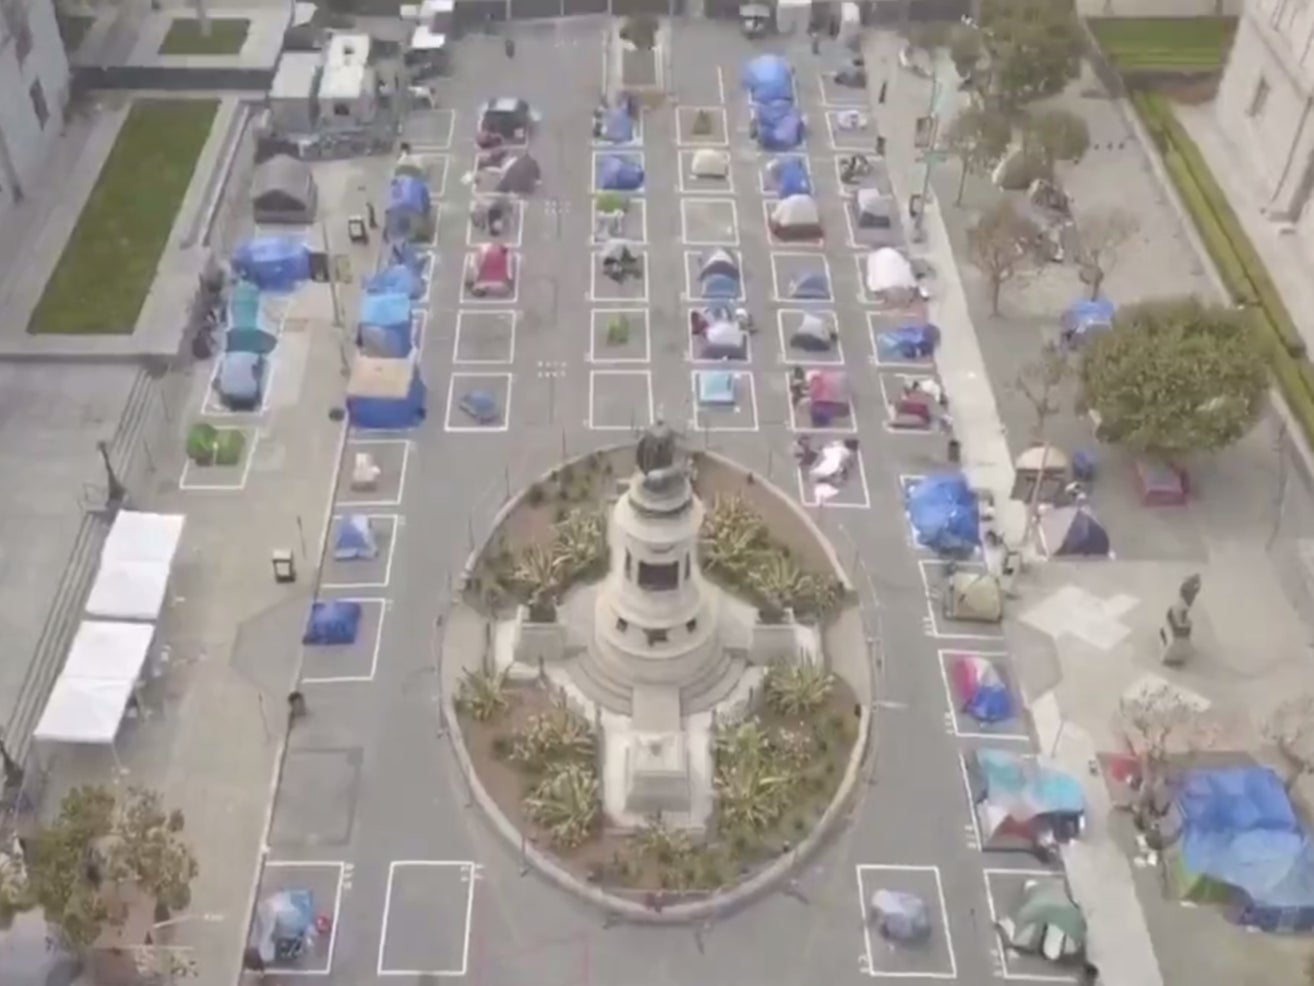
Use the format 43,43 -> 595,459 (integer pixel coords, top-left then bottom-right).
596,153 -> 645,191
1040,506 -> 1111,558
333,515 -> 379,560
232,235 -> 310,292
498,153 -> 541,194
251,154 -> 318,224
865,247 -> 916,300
689,147 -> 730,179
767,156 -> 811,196
950,653 -> 1015,723
303,600 -> 363,645
769,194 -> 822,241
789,312 -> 837,353
741,54 -> 794,104
699,319 -> 748,361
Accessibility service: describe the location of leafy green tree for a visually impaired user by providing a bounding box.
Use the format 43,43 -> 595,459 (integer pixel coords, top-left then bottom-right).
942,103 -> 1012,205
1023,108 -> 1090,172
980,0 -> 1083,106
948,24 -> 984,81
1080,298 -> 1267,461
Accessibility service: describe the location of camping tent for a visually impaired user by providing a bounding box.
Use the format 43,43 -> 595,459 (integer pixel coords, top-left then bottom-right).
770,195 -> 822,241
967,749 -> 1085,854
334,515 -> 380,560
905,473 -> 980,556
303,600 -> 363,645
465,243 -> 516,297
698,249 -> 742,299
596,154 -> 645,191
1170,766 -> 1314,931
214,353 -> 267,411
85,511 -> 184,622
458,388 -> 503,424
498,154 -> 541,194
700,319 -> 748,361
1040,507 -> 1110,558
950,654 -> 1015,724
386,176 -> 433,242
232,235 -> 311,292
358,292 -> 414,358
366,263 -> 425,300
865,248 -> 917,301
1061,298 -> 1115,347
741,54 -> 794,103
876,323 -> 939,362
787,270 -> 830,300
226,281 -> 279,354
768,156 -> 811,197
869,890 -> 931,943
251,154 -> 318,224
345,353 -> 428,429
804,370 -> 850,426
689,148 -> 730,179
697,370 -> 738,406
997,881 -> 1087,962
598,106 -> 634,144
789,312 -> 836,352
754,101 -> 804,150
854,189 -> 901,247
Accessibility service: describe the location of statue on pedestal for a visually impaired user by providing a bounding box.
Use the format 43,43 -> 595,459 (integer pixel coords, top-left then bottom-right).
635,422 -> 687,496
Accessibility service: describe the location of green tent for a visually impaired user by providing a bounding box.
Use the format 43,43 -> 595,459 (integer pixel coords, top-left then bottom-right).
1167,847 -> 1236,905
998,881 -> 1087,960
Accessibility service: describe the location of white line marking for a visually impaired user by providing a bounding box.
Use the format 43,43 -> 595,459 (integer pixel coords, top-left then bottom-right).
588,308 -> 651,363
796,449 -> 872,509
259,861 -> 346,976
301,598 -> 389,684
588,369 -> 655,431
453,310 -> 519,366
591,150 -> 647,196
982,870 -> 1079,982
676,105 -> 729,147
690,370 -> 759,432
415,154 -> 450,197
589,250 -> 650,304
934,648 -> 1031,742
321,513 -> 401,590
784,372 -> 857,434
378,861 -> 478,977
337,439 -> 412,507
770,251 -> 834,305
458,250 -> 522,305
179,428 -> 260,491
855,865 -> 958,979
716,67 -> 726,104
815,71 -> 867,107
680,197 -> 741,247
444,372 -> 514,433
958,751 -> 983,851
776,309 -> 844,365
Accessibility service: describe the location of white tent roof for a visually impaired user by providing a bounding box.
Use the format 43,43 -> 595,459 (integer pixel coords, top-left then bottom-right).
103,511 -> 185,566
865,248 -> 915,293
85,560 -> 171,622
33,675 -> 136,745
62,620 -> 154,681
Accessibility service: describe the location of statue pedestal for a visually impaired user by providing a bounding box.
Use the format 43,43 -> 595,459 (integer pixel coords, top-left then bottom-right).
1158,610 -> 1194,667
624,732 -> 691,816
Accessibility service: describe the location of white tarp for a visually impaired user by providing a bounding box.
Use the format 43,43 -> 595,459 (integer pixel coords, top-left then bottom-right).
85,512 -> 184,622
61,620 -> 154,682
102,511 -> 185,566
33,675 -> 136,745
865,248 -> 915,294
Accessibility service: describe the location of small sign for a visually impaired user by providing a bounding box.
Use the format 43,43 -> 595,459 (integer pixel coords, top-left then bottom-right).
333,255 -> 353,284
913,114 -> 937,150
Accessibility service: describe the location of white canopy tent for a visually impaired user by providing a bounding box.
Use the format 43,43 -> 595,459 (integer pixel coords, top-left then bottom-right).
84,512 -> 185,622
60,620 -> 155,681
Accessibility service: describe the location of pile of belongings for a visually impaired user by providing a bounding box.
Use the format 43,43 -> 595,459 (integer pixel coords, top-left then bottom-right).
790,368 -> 851,427
876,322 -> 939,363
459,387 -> 503,424
865,247 -> 921,304
888,375 -> 947,431
796,437 -> 860,500
596,153 -> 645,191
600,240 -> 643,283
838,153 -> 873,185
831,108 -> 869,133
769,194 -> 823,241
765,156 -> 811,196
333,515 -> 380,561
688,148 -> 730,181
489,153 -> 541,195
905,472 -> 980,556
691,307 -> 749,361
464,243 -> 515,297
247,889 -> 319,967
470,195 -> 514,238
788,312 -> 838,353
695,249 -> 742,300
831,60 -> 867,89
996,881 -> 1088,965
966,749 -> 1085,856
869,890 -> 931,943
477,97 -> 537,146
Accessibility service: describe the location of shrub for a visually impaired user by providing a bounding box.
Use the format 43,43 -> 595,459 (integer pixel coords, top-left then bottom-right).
764,664 -> 835,718
509,699 -> 595,772
455,664 -> 510,722
523,764 -> 600,849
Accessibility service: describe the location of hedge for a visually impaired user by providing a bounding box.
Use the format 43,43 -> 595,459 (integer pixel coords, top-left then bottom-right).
1130,91 -> 1314,445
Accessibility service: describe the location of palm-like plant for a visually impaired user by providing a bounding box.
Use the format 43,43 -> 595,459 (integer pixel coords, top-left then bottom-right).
789,572 -> 844,622
523,764 -> 601,849
764,664 -> 835,718
749,551 -> 804,612
455,664 -> 511,721
553,509 -> 607,581
701,496 -> 767,576
514,545 -> 562,599
510,699 -> 596,772
714,758 -> 790,834
714,719 -> 773,766
632,818 -> 694,865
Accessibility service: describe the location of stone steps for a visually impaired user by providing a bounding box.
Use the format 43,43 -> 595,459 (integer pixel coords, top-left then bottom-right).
566,646 -> 748,720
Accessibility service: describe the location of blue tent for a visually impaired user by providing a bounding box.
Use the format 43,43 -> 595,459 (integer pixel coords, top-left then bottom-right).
387,239 -> 426,274
742,54 -> 794,104
756,102 -> 804,151
302,601 -> 363,645
459,388 -> 502,425
789,272 -> 830,300
906,473 -> 980,556
952,654 -> 1015,724
1176,767 -> 1314,931
346,355 -> 428,430
213,352 -> 266,411
772,157 -> 811,196
1062,297 -> 1115,344
1046,507 -> 1111,557
231,235 -> 310,292
701,274 -> 740,299
596,154 -> 645,191
366,263 -> 425,300
599,107 -> 634,143
877,323 -> 940,361
334,515 -> 380,561
357,292 -> 414,358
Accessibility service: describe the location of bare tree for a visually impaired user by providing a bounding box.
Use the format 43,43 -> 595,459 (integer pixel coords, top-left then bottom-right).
966,199 -> 1043,315
1013,342 -> 1072,544
942,104 -> 1011,206
1264,694 -> 1314,793
1073,207 -> 1139,299
1118,685 -> 1220,833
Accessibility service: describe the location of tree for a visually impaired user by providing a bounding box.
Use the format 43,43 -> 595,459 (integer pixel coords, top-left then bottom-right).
1014,343 -> 1073,541
1118,685 -> 1220,832
1,786 -> 198,951
1264,695 -> 1314,793
979,0 -> 1083,107
948,24 -> 984,81
942,103 -> 1012,205
965,199 -> 1044,315
1080,298 -> 1268,462
1023,108 -> 1090,173
1072,207 -> 1138,299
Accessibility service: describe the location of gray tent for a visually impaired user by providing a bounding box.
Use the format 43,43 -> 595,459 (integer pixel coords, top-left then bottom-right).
853,188 -> 901,247
789,312 -> 836,352
498,154 -> 541,194
689,147 -> 730,179
769,194 -> 823,241
251,154 -> 318,224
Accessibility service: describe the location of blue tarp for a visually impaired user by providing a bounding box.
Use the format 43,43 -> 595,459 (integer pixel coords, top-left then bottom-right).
877,323 -> 940,361
225,326 -> 277,355
366,264 -> 425,300
334,515 -> 379,560
870,890 -> 931,943
905,473 -> 980,555
388,240 -> 426,274
701,274 -> 740,299
1178,767 -> 1314,931
214,353 -> 265,410
977,749 -> 1085,815
789,272 -> 830,300
954,655 -> 1015,723
346,366 -> 428,430
302,601 -> 363,645
388,176 -> 431,217
596,154 -> 645,191
600,107 -> 634,143
357,293 -> 413,357
458,388 -> 502,425
756,102 -> 804,151
229,281 -> 261,330
231,236 -> 310,292
1062,297 -> 1115,343
742,54 -> 794,104
773,157 -> 812,196
1055,509 -> 1110,557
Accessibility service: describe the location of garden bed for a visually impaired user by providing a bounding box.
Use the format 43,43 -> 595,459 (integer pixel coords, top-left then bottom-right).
159,18 -> 250,56
1088,17 -> 1235,71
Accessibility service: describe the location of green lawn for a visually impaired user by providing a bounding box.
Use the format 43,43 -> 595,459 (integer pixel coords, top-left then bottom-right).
28,99 -> 219,336
1089,16 -> 1236,70
158,18 -> 249,55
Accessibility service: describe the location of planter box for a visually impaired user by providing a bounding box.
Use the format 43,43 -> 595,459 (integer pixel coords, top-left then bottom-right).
514,606 -> 566,664
749,612 -> 798,666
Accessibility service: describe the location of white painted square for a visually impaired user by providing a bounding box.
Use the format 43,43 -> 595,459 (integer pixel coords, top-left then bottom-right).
868,311 -> 936,370
444,372 -> 514,433
588,308 -> 651,363
776,309 -> 844,365
683,249 -> 745,302
414,153 -> 451,197
795,448 -> 871,509
453,310 -> 518,365
680,198 -> 741,247
378,861 -> 478,977
588,370 -> 655,431
982,870 -> 1078,982
688,310 -> 752,364
816,71 -> 868,107
179,427 -> 260,492
458,250 -> 522,305
877,372 -> 941,435
591,150 -> 647,195
918,560 -> 1005,641
338,438 -> 412,507
824,109 -> 877,152
898,474 -> 929,550
590,196 -> 648,244
465,195 -> 525,248
589,250 -> 650,303
410,309 -> 429,357
677,149 -> 737,195
321,514 -> 401,590
690,370 -> 759,432
201,351 -> 278,418
407,108 -> 456,149
935,649 -> 1031,742
676,105 -> 730,146
855,865 -> 957,979
784,372 -> 857,434
260,861 -> 346,975
762,198 -> 824,249
757,153 -> 811,198
769,252 -> 834,305
300,598 -> 390,684
958,751 -> 984,852
592,109 -> 645,148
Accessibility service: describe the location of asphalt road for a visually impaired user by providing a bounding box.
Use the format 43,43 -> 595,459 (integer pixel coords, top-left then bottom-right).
251,20 -> 1070,986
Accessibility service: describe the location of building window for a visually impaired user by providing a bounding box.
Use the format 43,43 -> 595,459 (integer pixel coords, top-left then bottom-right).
686,618 -> 698,633
637,561 -> 679,591
3,0 -> 32,64
29,82 -> 47,130
645,628 -> 668,645
334,103 -> 351,117
1249,77 -> 1270,118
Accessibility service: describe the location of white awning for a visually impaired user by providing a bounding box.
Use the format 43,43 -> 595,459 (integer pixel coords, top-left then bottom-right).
33,676 -> 136,745
61,620 -> 154,682
85,560 -> 171,621
102,511 -> 185,567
